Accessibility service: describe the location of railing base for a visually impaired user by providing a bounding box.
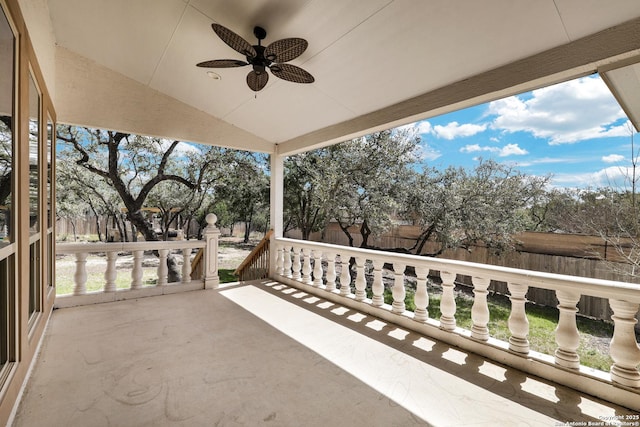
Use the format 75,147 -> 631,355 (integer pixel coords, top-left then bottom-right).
54,281 -> 205,309
272,273 -> 640,413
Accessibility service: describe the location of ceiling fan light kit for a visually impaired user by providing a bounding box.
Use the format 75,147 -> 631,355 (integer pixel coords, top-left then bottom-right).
197,23 -> 314,92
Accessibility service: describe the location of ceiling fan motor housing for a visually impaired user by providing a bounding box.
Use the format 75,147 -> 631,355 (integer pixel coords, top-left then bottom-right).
253,26 -> 267,41
249,45 -> 271,75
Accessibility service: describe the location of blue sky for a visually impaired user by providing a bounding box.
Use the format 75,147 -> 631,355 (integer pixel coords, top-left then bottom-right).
402,74 -> 635,189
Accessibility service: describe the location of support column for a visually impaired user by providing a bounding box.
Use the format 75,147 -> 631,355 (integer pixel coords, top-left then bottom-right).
269,152 -> 284,279
270,152 -> 284,239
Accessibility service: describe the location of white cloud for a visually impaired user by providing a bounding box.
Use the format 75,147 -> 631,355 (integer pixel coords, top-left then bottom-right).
416,143 -> 441,161
415,121 -> 433,135
433,121 -> 487,140
517,156 -> 578,167
159,140 -> 203,156
460,143 -> 527,157
552,166 -> 632,188
488,75 -> 627,144
460,144 -> 497,154
499,143 -> 528,157
602,154 -> 625,163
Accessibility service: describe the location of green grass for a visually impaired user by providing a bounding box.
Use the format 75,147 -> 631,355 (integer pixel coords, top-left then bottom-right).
55,269 -> 158,295
219,269 -> 237,283
56,260 -> 239,296
371,284 -> 615,372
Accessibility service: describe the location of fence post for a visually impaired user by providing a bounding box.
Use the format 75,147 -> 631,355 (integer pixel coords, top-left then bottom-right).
204,213 -> 220,289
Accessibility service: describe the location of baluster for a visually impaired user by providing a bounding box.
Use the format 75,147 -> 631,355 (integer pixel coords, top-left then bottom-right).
507,282 -> 530,354
292,246 -> 302,280
301,248 -> 312,284
283,245 -> 292,278
312,249 -> 324,288
371,259 -> 384,307
73,252 -> 88,295
354,257 -> 366,301
392,263 -> 406,314
182,247 -> 192,284
439,271 -> 457,331
157,249 -> 169,287
339,254 -> 352,296
609,299 -> 640,387
414,266 -> 429,322
131,250 -> 143,289
471,276 -> 491,341
104,251 -> 117,292
554,290 -> 581,369
276,246 -> 284,276
325,251 -> 337,291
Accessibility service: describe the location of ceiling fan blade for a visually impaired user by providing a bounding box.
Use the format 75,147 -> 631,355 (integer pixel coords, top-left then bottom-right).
265,38 -> 308,62
270,63 -> 314,84
196,59 -> 248,68
212,23 -> 256,58
247,70 -> 269,92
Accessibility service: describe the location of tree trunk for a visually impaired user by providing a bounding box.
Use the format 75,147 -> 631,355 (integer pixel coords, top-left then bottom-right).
413,224 -> 437,255
113,214 -> 124,242
243,209 -> 254,243
71,219 -> 77,242
125,209 -> 182,282
88,203 -> 103,242
360,220 -> 372,248
243,220 -> 251,243
337,220 -> 354,247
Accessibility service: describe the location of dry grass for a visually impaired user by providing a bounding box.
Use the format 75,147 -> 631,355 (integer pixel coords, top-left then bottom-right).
55,237 -> 258,295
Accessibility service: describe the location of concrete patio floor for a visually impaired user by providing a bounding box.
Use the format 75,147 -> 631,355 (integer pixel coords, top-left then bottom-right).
11,281 -> 636,426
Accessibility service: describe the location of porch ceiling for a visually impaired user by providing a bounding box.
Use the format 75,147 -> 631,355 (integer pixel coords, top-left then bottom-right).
46,0 -> 640,154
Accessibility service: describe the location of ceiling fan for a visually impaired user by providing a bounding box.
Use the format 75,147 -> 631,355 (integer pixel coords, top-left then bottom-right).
197,23 -> 315,92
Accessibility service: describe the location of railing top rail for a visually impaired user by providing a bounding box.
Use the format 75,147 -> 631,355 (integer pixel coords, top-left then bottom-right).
275,237 -> 640,303
56,240 -> 206,254
234,230 -> 273,275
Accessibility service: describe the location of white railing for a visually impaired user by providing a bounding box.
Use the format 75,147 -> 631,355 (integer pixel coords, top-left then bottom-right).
55,213 -> 221,308
271,237 -> 640,411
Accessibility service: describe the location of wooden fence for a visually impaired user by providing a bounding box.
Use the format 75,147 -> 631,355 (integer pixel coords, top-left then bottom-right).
286,224 -> 640,323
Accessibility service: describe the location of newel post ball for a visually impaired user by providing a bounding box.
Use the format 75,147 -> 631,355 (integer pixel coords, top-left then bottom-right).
206,213 -> 218,227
